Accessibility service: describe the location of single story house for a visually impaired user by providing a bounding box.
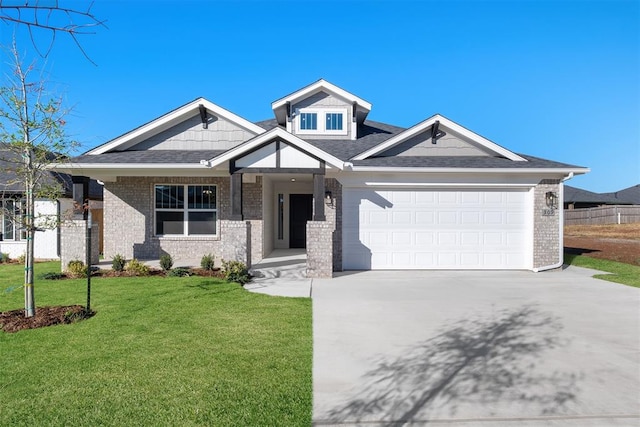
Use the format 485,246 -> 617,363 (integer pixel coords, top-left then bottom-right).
0,148 -> 103,259
54,79 -> 588,276
564,185 -> 635,209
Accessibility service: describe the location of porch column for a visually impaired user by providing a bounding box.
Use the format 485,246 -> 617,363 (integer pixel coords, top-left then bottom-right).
230,172 -> 243,220
71,175 -> 89,219
313,173 -> 325,221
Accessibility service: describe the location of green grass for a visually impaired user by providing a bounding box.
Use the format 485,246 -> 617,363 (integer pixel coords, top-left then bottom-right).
564,253 -> 640,288
1,262 -> 312,426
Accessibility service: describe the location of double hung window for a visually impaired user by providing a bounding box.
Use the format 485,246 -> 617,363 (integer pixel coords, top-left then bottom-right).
155,185 -> 217,236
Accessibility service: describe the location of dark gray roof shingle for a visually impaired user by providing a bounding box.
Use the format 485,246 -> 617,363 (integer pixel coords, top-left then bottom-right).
1,149 -> 102,198
565,185 -> 639,205
603,184 -> 640,204
71,150 -> 227,164
351,154 -> 585,169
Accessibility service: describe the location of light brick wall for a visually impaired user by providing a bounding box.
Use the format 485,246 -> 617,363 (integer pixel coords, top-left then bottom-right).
221,220 -> 249,264
325,177 -> 342,271
533,179 -> 561,269
306,221 -> 333,278
102,176 -> 262,266
60,220 -> 99,271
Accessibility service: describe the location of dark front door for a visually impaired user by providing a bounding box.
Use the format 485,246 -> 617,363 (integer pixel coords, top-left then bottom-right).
289,194 -> 313,248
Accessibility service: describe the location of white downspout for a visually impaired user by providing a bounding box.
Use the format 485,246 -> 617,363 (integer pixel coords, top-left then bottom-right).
533,172 -> 574,272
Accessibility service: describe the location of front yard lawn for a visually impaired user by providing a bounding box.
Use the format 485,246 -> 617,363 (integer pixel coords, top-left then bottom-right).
564,253 -> 640,288
0,262 -> 312,426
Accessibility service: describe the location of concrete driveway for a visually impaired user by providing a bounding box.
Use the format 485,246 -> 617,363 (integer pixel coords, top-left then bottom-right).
312,266 -> 640,426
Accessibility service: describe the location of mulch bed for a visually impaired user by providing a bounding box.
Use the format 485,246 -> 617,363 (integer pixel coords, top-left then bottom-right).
565,236 -> 640,266
0,305 -> 93,333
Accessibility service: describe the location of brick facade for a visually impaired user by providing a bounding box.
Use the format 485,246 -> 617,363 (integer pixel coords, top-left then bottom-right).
533,179 -> 562,269
306,220 -> 333,278
102,176 -> 263,266
60,220 -> 99,271
325,177 -> 342,271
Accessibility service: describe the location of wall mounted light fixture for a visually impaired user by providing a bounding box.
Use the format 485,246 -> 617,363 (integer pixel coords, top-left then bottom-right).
325,190 -> 333,206
545,191 -> 559,209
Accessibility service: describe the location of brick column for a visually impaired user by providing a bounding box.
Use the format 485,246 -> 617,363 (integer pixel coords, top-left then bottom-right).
60,220 -> 99,271
221,220 -> 250,266
533,179 -> 561,269
306,221 -> 333,278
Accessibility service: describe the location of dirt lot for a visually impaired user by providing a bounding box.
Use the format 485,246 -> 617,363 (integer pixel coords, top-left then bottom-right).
564,223 -> 640,266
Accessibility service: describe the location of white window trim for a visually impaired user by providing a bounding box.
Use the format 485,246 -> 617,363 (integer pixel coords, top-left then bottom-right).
154,184 -> 218,237
295,108 -> 348,136
0,199 -> 24,241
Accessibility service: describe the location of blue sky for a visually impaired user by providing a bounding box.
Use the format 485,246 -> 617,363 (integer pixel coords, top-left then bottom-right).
1,0 -> 638,193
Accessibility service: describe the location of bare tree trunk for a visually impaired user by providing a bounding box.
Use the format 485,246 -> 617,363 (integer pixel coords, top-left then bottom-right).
24,162 -> 35,317
21,76 -> 35,318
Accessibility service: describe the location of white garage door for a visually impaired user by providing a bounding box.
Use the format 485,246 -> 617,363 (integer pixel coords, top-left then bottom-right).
342,188 -> 531,270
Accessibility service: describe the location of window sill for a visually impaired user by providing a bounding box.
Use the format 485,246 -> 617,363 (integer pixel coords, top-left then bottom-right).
153,235 -> 220,241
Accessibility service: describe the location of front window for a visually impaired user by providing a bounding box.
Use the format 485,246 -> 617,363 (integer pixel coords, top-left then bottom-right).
0,199 -> 24,241
300,112 -> 317,130
155,185 -> 217,236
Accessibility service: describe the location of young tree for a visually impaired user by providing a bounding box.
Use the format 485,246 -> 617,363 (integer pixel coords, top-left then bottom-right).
0,42 -> 78,317
0,1 -> 105,63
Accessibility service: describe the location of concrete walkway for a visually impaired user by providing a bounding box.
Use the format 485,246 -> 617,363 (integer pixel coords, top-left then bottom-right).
245,249 -> 312,297
312,266 -> 640,426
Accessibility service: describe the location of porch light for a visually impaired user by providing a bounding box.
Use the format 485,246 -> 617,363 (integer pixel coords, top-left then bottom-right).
545,191 -> 558,210
325,190 -> 333,205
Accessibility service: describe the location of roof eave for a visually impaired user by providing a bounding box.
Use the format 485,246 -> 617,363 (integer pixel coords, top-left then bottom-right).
348,166 -> 590,175
353,114 -> 527,162
87,98 -> 266,155
204,127 -> 346,171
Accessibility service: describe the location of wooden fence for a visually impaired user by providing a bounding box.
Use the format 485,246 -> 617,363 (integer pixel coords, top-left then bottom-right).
564,205 -> 640,225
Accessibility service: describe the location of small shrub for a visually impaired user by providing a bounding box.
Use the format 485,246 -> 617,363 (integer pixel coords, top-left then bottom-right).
66,260 -> 87,278
159,253 -> 174,271
40,272 -> 64,280
201,253 -> 215,271
125,258 -> 150,276
167,267 -> 190,277
17,253 -> 26,264
0,252 -> 9,263
221,259 -> 250,284
112,254 -> 126,272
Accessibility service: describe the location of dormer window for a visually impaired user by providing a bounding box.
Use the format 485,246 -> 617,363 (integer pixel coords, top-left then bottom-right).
300,112 -> 317,130
296,108 -> 347,135
325,113 -> 343,130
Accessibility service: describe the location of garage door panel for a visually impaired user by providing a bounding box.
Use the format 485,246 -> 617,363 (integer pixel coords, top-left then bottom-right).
343,188 -> 531,270
416,211 -> 435,224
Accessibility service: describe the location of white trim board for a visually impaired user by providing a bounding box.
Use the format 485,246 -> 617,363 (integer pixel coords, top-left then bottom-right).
353,114 -> 527,162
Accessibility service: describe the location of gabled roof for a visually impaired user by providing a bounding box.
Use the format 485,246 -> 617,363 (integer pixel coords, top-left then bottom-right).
86,98 -> 266,155
603,184 -> 640,204
0,149 -> 103,199
201,127 -> 346,170
271,79 -> 372,125
565,184 -> 638,205
352,114 -> 527,162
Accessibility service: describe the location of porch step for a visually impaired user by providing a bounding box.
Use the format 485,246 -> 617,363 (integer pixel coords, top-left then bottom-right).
249,249 -> 307,280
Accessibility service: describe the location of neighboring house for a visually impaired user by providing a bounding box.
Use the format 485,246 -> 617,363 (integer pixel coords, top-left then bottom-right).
0,149 -> 103,259
603,184 -> 640,205
54,79 -> 588,275
564,184 -> 638,209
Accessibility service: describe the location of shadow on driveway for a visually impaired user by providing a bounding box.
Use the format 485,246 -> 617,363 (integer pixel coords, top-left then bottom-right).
319,305 -> 580,425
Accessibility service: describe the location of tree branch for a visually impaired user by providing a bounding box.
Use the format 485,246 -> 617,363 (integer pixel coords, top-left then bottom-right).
0,1 -> 107,64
